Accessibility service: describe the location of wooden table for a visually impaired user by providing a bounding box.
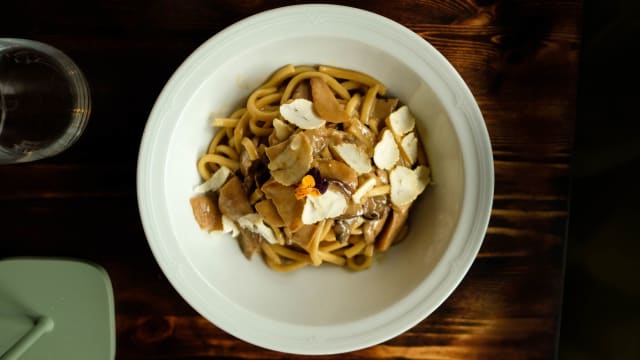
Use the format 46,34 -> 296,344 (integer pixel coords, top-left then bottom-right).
0,1 -> 580,359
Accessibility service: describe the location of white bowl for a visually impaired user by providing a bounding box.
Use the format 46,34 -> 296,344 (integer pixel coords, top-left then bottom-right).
137,4 -> 493,355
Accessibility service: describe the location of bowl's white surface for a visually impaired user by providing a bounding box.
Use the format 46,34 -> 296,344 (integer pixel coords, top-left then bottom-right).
137,4 -> 493,355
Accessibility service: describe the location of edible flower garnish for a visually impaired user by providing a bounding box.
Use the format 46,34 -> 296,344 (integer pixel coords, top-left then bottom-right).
295,168 -> 328,200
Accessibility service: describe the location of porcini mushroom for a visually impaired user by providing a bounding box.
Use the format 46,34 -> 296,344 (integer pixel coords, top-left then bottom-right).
190,194 -> 223,232
218,176 -> 253,221
315,159 -> 358,191
255,199 -> 285,228
261,178 -> 305,232
265,132 -> 313,186
309,77 -> 349,123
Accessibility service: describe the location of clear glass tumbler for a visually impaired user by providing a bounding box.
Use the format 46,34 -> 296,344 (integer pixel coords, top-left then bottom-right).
0,38 -> 91,164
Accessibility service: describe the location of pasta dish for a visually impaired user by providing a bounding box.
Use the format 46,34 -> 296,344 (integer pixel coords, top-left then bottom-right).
190,64 -> 430,271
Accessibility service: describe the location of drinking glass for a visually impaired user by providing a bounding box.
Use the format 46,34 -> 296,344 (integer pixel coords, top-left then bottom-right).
0,38 -> 91,164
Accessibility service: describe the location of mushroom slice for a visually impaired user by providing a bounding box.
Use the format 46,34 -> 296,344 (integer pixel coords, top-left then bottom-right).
315,159 -> 358,192
376,205 -> 410,251
237,213 -> 278,244
400,132 -> 419,166
193,166 -> 232,194
387,105 -> 415,136
373,129 -> 400,170
331,143 -> 372,175
304,126 -> 355,157
255,199 -> 285,227
310,77 -> 349,123
279,99 -> 326,129
292,80 -> 311,100
218,176 -> 253,221
389,165 -> 429,207
371,98 -> 399,121
261,178 -> 304,232
290,223 -> 322,251
266,132 -> 313,186
190,194 -> 223,232
237,227 -> 262,260
301,187 -> 348,225
363,209 -> 389,245
361,194 -> 389,220
346,118 -> 375,150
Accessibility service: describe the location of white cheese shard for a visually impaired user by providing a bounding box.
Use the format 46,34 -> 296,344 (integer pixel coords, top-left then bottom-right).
352,177 -> 377,204
373,129 -> 400,170
400,132 -> 419,166
414,165 -> 430,194
212,215 -> 239,237
236,213 -> 278,244
389,165 -> 430,206
332,143 -> 372,175
193,166 -> 232,193
387,105 -> 415,136
301,189 -> 348,225
279,99 -> 326,129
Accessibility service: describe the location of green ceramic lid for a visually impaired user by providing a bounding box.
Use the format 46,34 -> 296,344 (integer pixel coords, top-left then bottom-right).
0,258 -> 115,360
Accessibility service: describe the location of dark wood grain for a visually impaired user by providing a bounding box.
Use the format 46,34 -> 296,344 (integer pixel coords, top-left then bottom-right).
0,0 -> 580,359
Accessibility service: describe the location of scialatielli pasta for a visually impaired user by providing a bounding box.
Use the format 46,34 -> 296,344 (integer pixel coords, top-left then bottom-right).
189,64 -> 430,272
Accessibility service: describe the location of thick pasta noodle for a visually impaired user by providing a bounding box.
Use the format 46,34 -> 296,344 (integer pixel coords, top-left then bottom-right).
190,65 -> 430,272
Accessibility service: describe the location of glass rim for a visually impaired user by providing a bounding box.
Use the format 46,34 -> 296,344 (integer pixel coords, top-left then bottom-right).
0,38 -> 92,163
0,75 -> 5,135
0,37 -> 91,130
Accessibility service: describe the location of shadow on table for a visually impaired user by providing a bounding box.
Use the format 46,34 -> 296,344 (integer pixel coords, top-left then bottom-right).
559,0 -> 640,359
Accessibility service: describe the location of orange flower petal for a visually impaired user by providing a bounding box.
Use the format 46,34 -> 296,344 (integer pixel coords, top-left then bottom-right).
307,188 -> 321,197
301,175 -> 316,188
295,188 -> 308,200
295,175 -> 321,200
